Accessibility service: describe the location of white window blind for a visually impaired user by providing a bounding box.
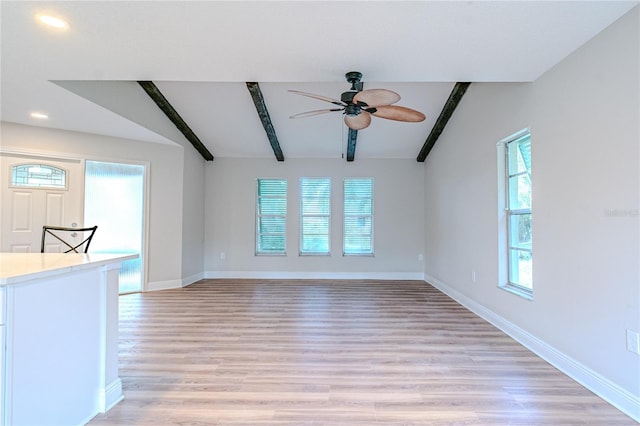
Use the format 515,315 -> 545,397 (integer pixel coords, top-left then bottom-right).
256,179 -> 287,255
343,178 -> 373,255
300,178 -> 331,255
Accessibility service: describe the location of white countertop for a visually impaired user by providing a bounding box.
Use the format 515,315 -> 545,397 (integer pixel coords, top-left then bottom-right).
0,252 -> 137,286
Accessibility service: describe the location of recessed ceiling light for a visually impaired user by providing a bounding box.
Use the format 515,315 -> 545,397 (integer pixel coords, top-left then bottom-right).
30,112 -> 49,120
36,14 -> 69,30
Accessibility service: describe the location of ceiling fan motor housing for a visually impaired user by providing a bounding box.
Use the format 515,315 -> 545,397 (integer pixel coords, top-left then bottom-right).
342,72 -> 364,115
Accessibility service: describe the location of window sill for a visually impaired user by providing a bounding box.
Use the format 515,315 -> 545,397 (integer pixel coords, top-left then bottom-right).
499,284 -> 533,300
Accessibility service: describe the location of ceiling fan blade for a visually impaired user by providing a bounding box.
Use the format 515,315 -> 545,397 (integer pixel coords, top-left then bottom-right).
344,112 -> 371,130
370,105 -> 426,122
353,89 -> 401,107
288,90 -> 344,106
290,108 -> 342,119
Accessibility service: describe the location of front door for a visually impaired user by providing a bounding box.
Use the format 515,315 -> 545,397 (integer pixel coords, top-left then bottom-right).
1,154 -> 84,253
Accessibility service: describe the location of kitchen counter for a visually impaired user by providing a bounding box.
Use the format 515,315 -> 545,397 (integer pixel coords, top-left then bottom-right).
0,252 -> 134,425
0,252 -> 136,285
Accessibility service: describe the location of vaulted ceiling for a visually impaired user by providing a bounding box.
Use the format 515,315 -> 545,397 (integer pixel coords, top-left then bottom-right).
1,1 -> 637,161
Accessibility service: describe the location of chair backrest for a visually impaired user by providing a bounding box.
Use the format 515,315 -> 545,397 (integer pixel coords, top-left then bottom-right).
41,225 -> 98,253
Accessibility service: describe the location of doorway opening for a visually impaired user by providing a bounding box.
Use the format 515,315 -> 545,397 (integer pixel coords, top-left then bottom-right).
84,161 -> 146,293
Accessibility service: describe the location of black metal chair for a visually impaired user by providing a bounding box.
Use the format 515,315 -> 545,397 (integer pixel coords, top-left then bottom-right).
40,225 -> 98,253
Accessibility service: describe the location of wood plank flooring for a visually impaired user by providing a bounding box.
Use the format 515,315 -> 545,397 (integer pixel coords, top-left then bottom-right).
88,279 -> 635,425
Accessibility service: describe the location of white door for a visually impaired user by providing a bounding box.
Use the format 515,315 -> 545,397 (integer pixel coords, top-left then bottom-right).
1,154 -> 84,253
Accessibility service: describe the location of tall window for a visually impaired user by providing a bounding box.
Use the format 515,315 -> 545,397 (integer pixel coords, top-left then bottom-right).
256,179 -> 287,255
300,178 -> 331,255
504,132 -> 532,295
344,178 -> 374,255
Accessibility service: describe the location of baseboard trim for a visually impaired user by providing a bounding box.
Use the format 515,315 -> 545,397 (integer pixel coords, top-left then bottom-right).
425,273 -> 640,423
101,378 -> 124,413
182,272 -> 204,287
204,271 -> 424,280
146,279 -> 182,292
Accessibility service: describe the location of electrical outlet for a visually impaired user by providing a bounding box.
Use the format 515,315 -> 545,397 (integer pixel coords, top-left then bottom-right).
471,270 -> 477,283
626,330 -> 640,355
220,252 -> 226,260
418,254 -> 423,262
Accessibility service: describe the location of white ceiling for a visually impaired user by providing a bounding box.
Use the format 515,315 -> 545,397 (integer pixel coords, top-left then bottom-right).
1,1 -> 637,160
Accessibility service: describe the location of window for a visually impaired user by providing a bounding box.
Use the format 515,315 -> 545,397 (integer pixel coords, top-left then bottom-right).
343,178 -> 373,255
503,132 -> 532,296
300,178 -> 330,255
11,164 -> 67,189
256,179 -> 287,255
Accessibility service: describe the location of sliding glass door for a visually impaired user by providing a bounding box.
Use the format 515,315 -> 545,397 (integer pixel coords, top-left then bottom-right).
84,161 -> 146,293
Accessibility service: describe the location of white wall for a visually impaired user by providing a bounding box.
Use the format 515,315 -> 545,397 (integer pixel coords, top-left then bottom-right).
424,6 -> 639,419
181,142 -> 207,285
205,158 -> 425,279
0,122 -> 200,289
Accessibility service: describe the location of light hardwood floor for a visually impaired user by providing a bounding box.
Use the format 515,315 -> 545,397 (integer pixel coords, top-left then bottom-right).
88,279 -> 635,425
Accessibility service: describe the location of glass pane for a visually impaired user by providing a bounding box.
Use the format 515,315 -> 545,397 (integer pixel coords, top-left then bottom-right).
508,174 -> 532,210
507,134 -> 531,175
344,179 -> 372,197
258,198 -> 286,215
509,249 -> 533,289
301,199 -> 330,215
344,216 -> 372,234
344,236 -> 372,254
301,178 -> 331,197
258,235 -> 285,252
302,235 -> 329,252
258,179 -> 287,196
258,216 -> 285,234
302,216 -> 329,234
344,198 -> 372,215
12,164 -> 66,188
508,213 -> 532,249
85,161 -> 145,293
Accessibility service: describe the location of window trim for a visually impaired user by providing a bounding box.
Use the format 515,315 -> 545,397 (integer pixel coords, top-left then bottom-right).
343,177 -> 374,256
299,177 -> 331,256
498,129 -> 533,299
255,178 -> 287,256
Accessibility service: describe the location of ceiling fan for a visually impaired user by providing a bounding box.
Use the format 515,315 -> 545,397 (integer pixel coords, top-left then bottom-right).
289,71 -> 426,130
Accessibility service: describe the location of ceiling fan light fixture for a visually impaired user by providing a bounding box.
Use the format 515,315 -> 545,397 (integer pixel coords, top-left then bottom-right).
289,71 -> 425,129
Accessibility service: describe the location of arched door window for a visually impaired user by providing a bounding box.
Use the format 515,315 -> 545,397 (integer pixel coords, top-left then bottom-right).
11,164 -> 67,189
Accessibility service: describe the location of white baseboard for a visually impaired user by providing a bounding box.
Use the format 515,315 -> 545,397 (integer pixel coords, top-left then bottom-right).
425,273 -> 640,423
182,272 -> 204,287
101,378 -> 124,413
146,279 -> 182,292
204,271 -> 424,280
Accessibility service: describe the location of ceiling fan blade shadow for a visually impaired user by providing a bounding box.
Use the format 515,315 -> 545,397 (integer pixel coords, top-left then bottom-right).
290,108 -> 343,119
288,90 -> 344,106
371,105 -> 426,122
344,112 -> 371,130
353,89 -> 401,107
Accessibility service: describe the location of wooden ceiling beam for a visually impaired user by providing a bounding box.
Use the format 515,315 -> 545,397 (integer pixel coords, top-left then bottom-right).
246,82 -> 285,162
137,81 -> 214,161
417,82 -> 471,162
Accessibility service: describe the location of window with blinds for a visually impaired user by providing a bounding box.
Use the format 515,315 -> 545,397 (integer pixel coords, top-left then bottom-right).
300,177 -> 331,255
343,178 -> 374,255
256,179 -> 287,255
